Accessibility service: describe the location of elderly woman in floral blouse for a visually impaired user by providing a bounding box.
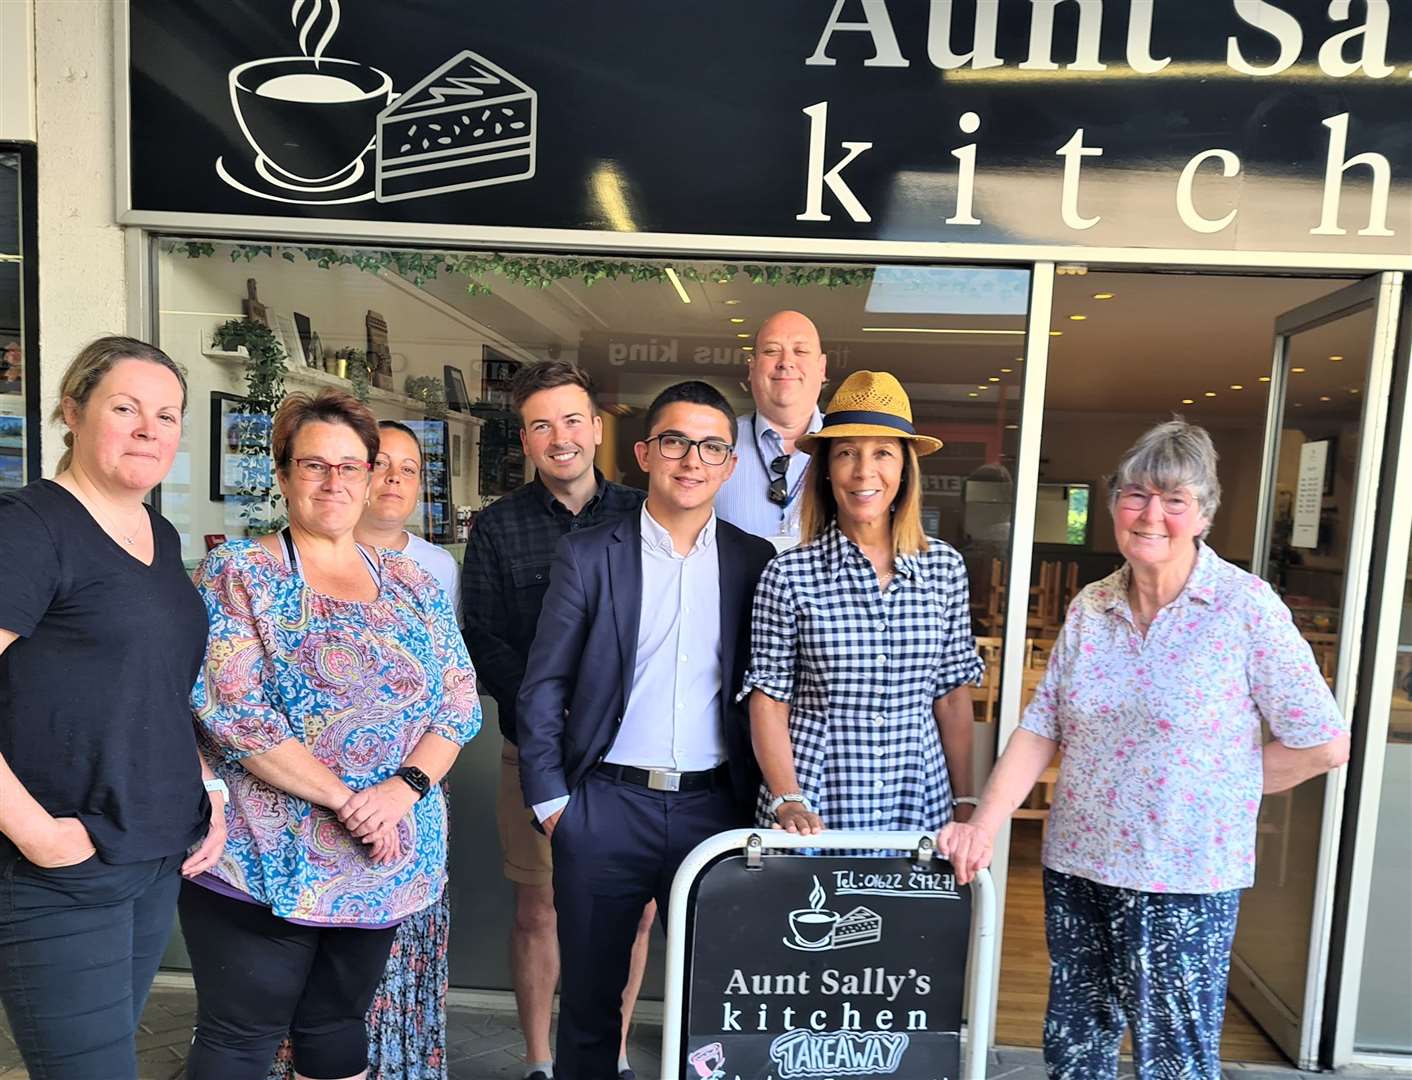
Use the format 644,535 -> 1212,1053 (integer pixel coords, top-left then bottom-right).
182,389 -> 481,1080
939,419 -> 1349,1080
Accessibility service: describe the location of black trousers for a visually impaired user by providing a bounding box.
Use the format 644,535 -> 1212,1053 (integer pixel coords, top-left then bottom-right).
0,841 -> 183,1080
179,881 -> 397,1080
551,769 -> 741,1080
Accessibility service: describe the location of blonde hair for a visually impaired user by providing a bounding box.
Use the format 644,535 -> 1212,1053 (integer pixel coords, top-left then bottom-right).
51,336 -> 188,473
799,439 -> 929,557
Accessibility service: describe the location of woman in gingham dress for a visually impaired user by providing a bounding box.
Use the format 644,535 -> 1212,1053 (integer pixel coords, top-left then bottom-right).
740,371 -> 981,836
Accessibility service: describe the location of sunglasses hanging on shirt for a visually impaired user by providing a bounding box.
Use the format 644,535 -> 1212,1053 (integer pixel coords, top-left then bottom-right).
767,453 -> 791,506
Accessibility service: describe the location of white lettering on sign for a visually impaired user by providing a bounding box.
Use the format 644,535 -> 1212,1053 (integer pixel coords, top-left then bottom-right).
797,102 -> 873,223
769,1030 -> 909,1077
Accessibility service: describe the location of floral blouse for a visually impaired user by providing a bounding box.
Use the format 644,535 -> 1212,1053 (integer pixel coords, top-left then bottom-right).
1019,542 -> 1344,894
191,540 -> 481,925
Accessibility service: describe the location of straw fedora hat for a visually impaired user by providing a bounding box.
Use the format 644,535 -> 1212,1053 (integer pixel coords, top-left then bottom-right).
796,370 -> 942,456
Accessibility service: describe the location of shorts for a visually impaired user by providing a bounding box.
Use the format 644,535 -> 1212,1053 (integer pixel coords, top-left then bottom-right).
497,740 -> 553,887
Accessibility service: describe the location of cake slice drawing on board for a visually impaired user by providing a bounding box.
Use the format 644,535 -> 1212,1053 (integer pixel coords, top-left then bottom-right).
832,905 -> 883,949
375,50 -> 537,203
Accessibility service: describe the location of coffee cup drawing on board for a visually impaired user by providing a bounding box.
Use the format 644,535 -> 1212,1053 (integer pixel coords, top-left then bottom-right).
786,876 -> 882,952
216,0 -> 538,205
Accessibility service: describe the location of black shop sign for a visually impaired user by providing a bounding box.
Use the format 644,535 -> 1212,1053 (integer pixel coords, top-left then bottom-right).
125,2 -> 1412,256
682,854 -> 971,1080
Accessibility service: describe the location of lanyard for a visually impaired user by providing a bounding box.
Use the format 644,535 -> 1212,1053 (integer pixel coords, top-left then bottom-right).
752,413 -> 807,511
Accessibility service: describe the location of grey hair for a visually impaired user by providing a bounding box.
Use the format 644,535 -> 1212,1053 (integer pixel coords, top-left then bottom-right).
1108,417 -> 1221,533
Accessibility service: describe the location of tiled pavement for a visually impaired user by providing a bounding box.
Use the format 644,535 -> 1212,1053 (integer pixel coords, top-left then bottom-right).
0,984 -> 1402,1079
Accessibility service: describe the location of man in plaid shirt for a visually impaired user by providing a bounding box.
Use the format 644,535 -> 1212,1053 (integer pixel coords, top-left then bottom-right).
461,361 -> 647,1080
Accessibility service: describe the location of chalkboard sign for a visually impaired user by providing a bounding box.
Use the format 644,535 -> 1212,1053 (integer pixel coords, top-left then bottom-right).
683,854 -> 970,1080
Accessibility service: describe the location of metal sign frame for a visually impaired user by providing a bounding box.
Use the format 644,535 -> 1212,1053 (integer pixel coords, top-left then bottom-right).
662,830 -> 997,1080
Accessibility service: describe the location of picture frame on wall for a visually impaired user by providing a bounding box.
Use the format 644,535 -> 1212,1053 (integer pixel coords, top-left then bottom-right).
274,313 -> 306,366
481,346 -> 522,410
451,432 -> 463,477
210,391 -> 275,501
444,365 -> 471,413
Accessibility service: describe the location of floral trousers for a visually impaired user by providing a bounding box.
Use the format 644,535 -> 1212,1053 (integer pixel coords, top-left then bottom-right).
1042,869 -> 1242,1080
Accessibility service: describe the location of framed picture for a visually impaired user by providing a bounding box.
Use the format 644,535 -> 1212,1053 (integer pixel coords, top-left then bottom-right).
481,346 -> 522,409
451,432 -> 463,477
293,312 -> 315,366
210,391 -> 275,501
444,365 -> 471,413
274,313 -> 306,366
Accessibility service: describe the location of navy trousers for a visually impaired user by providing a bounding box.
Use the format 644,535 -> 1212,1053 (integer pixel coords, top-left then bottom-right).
551,769 -> 741,1080
0,840 -> 183,1080
1042,868 -> 1242,1080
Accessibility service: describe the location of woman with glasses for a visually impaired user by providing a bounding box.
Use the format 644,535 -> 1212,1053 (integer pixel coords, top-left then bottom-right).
741,370 -> 981,838
939,419 -> 1350,1080
182,389 -> 482,1079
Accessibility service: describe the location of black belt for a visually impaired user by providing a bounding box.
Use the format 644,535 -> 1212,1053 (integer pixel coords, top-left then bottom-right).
596,762 -> 730,792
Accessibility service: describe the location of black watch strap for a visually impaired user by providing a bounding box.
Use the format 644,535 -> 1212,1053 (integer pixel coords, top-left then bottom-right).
395,766 -> 431,799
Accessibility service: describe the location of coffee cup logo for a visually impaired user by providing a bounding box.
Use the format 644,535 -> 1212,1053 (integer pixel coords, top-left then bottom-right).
784,876 -> 883,952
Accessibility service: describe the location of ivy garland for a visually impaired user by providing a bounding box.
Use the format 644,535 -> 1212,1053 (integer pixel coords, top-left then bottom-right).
170,240 -> 875,295
211,318 -> 289,533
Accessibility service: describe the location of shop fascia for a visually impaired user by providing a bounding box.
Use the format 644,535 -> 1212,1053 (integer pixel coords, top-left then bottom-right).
799,0 -> 1405,238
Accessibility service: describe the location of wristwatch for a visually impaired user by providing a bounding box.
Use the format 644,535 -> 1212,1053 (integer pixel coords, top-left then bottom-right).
395,766 -> 432,800
767,792 -> 811,819
203,777 -> 230,802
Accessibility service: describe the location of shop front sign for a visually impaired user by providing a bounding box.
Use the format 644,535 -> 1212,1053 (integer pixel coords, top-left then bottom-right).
124,1 -> 1412,256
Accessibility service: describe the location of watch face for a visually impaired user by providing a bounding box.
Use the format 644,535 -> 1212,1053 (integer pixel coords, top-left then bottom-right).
400,767 -> 430,792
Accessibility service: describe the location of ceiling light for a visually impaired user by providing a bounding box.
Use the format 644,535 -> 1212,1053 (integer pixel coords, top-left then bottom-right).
663,267 -> 691,305
1294,402 -> 1304,408
1068,314 -> 1087,321
1050,330 -> 1063,337
1092,292 -> 1114,300
729,317 -> 745,325
735,332 -> 750,339
741,345 -> 753,351
1292,366 -> 1306,373
1351,387 -> 1360,394
1055,264 -> 1088,275
977,385 -> 989,390
988,376 -> 1001,382
1329,354 -> 1344,361
1000,367 -> 1013,373
1204,391 -> 1217,398
1005,423 -> 1019,430
1015,356 -> 1024,362
723,298 -> 741,306
1181,398 -> 1195,405
860,326 -> 1026,335
1230,384 -> 1244,390
967,392 -> 979,398
1259,376 -> 1271,383
1319,395 -> 1332,402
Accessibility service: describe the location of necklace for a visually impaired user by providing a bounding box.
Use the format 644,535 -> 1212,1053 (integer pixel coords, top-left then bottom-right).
93,499 -> 145,546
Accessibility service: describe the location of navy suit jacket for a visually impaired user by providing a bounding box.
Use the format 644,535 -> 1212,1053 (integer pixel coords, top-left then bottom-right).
516,510 -> 776,819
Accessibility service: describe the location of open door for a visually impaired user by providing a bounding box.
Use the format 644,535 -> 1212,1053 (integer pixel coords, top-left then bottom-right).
1235,274 -> 1403,1068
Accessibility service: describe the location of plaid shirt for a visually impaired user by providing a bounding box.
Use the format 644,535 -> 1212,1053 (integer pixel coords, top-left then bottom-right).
462,472 -> 644,742
740,522 -> 983,832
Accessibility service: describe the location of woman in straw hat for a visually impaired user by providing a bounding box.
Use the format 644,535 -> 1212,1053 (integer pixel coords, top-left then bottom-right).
739,371 -> 981,835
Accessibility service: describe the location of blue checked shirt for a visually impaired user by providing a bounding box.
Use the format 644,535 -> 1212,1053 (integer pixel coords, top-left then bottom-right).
715,410 -> 822,541
740,522 -> 983,832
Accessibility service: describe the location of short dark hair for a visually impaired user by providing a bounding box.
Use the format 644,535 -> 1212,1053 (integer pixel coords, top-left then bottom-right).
643,381 -> 737,443
272,389 -> 380,472
510,360 -> 598,422
377,419 -> 423,458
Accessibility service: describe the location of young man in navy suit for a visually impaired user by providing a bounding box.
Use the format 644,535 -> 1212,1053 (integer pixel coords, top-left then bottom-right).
517,381 -> 776,1080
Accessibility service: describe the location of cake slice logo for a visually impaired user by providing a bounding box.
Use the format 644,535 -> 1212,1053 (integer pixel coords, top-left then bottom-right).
216,2 -> 536,206
784,875 -> 882,952
375,51 -> 537,202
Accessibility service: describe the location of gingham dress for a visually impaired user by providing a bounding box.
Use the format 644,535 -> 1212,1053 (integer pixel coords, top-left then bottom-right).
740,523 -> 984,832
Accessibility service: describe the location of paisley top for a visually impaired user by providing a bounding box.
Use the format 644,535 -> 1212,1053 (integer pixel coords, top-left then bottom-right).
1019,542 -> 1344,894
191,539 -> 481,926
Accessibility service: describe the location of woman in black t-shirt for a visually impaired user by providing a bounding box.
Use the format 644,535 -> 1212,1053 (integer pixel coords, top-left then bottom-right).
0,336 -> 226,1080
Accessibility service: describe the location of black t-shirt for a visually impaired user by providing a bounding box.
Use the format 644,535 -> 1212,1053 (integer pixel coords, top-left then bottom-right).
0,480 -> 210,863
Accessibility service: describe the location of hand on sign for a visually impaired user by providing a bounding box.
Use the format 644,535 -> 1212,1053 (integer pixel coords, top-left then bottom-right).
935,821 -> 992,885
772,801 -> 824,836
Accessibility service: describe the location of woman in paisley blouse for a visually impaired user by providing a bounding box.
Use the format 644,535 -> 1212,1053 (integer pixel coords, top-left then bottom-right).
182,389 -> 481,1080
939,419 -> 1349,1080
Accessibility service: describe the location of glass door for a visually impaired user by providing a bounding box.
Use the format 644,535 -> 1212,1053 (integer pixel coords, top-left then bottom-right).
1235,275 -> 1403,1068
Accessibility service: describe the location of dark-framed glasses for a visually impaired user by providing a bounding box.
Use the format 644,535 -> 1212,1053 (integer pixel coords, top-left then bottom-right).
292,457 -> 372,483
767,453 -> 791,506
1117,487 -> 1192,515
646,434 -> 734,467
373,456 -> 421,481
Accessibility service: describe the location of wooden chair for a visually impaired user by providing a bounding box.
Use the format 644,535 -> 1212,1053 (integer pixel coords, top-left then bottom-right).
1028,560 -> 1064,634
1012,749 -> 1063,840
972,558 -> 1005,636
973,635 -> 1003,724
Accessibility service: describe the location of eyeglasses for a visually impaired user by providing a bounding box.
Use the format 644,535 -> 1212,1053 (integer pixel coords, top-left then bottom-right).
645,434 -> 734,467
767,453 -> 791,506
1116,487 -> 1192,515
291,457 -> 372,483
373,457 -> 421,481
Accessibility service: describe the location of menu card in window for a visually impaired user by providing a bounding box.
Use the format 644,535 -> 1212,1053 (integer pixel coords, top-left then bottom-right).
1293,440 -> 1329,549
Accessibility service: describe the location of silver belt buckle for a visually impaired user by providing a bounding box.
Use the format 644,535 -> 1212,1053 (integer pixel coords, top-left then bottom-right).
648,768 -> 682,792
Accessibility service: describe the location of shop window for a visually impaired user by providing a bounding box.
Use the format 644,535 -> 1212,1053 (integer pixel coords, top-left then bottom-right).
0,147 -> 36,490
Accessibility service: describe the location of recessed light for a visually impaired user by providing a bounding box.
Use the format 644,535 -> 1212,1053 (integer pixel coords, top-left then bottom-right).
1068,314 -> 1087,321
723,299 -> 741,306
1092,292 -> 1114,300
741,345 -> 753,351
1015,357 -> 1025,362
1259,376 -> 1271,383
1050,330 -> 1063,337
976,385 -> 989,391
729,317 -> 745,324
1294,402 -> 1304,408
1329,354 -> 1344,361
1292,366 -> 1306,373
1351,387 -> 1360,394
988,376 -> 1001,382
1319,395 -> 1332,402
1000,367 -> 1013,373
1204,391 -> 1217,398
967,392 -> 979,398
1230,384 -> 1244,391
1005,423 -> 1019,430
735,333 -> 749,339
1181,398 -> 1195,405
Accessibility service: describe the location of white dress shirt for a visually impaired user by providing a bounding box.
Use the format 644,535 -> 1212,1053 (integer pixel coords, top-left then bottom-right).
533,505 -> 725,822
403,532 -> 462,626
714,409 -> 823,543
